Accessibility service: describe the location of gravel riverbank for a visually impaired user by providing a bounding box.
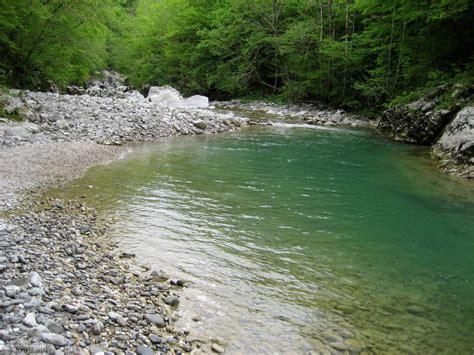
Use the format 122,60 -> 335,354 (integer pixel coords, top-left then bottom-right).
1,195 -> 221,354
0,88 -> 244,353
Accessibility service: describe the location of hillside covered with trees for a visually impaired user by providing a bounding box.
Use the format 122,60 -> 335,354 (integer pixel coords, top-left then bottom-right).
1,0 -> 473,112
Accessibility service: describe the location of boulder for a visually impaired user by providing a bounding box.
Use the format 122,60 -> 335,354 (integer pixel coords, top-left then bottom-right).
433,106 -> 474,178
378,100 -> 454,145
5,126 -> 31,138
147,86 -> 183,109
183,95 -> 209,109
193,120 -> 207,130
126,90 -> 146,103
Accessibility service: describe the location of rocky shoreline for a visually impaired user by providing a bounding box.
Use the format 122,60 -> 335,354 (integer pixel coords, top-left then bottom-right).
214,100 -> 375,128
0,81 -> 243,353
0,195 -> 222,354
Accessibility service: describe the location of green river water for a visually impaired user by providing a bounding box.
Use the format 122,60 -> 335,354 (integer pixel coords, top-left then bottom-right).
54,124 -> 474,354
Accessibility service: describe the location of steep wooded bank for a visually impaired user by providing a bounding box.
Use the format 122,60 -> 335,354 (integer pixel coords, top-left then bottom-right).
1,0 -> 473,111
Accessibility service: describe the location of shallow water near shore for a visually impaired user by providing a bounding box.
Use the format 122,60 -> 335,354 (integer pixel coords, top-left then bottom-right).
54,125 -> 474,353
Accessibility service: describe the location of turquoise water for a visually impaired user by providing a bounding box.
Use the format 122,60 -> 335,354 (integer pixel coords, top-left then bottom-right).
56,125 -> 474,353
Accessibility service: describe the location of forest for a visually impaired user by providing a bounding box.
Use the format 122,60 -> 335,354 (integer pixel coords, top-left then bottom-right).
1,0 -> 473,112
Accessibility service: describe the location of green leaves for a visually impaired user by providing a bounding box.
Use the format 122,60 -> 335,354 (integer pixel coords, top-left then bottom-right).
1,0 -> 472,110
0,0 -> 118,89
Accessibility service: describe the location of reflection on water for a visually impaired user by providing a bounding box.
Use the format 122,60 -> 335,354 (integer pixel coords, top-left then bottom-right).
55,126 -> 474,353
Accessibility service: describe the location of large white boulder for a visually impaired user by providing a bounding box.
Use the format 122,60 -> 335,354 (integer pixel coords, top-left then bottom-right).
126,90 -> 146,103
147,86 -> 183,109
183,95 -> 209,109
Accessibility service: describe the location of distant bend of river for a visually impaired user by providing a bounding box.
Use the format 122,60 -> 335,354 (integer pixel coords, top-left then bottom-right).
55,124 -> 474,354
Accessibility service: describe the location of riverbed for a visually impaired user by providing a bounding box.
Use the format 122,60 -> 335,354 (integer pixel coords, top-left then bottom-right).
52,124 -> 474,353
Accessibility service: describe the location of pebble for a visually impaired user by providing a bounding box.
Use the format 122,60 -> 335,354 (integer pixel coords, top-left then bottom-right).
92,322 -> 104,335
136,345 -> 154,355
211,343 -> 225,353
40,332 -> 69,347
29,271 -> 42,287
46,320 -> 64,334
64,304 -> 79,313
4,285 -> 21,298
71,286 -> 83,296
149,334 -> 162,343
145,314 -> 166,328
406,305 -> 425,315
165,296 -> 180,307
22,312 -> 37,327
0,91 -> 234,353
329,342 -> 348,351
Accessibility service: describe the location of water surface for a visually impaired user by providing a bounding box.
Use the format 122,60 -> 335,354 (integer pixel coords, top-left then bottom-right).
56,125 -> 474,353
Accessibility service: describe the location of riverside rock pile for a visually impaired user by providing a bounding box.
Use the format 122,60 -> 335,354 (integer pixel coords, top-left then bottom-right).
0,197 -> 215,354
0,90 -> 242,148
0,78 -> 240,353
215,100 -> 375,128
377,84 -> 474,178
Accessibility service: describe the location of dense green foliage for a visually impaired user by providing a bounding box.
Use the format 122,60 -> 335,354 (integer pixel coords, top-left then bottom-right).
1,0 -> 473,110
0,0 -> 118,89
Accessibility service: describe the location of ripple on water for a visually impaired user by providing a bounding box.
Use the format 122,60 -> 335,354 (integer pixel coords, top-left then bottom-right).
54,127 -> 474,353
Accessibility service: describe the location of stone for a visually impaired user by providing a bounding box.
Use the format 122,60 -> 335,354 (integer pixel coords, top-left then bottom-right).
183,95 -> 209,109
330,342 -> 348,351
22,312 -> 37,327
150,270 -> 168,281
0,330 -> 16,341
322,330 -> 343,343
145,314 -> 166,328
64,304 -> 79,313
165,295 -> 180,306
40,332 -> 69,347
28,287 -> 44,296
29,271 -> 42,287
149,334 -> 162,344
0,264 -> 7,272
406,305 -> 425,315
126,90 -> 146,103
148,86 -> 183,109
5,126 -> 31,138
92,322 -> 104,335
211,343 -> 225,353
4,285 -> 21,298
46,320 -> 65,334
108,312 -> 127,326
136,345 -> 154,355
192,120 -> 207,130
88,345 -> 105,354
71,286 -> 83,296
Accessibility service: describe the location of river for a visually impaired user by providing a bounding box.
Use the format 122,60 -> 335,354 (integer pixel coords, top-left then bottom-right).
54,123 -> 474,353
